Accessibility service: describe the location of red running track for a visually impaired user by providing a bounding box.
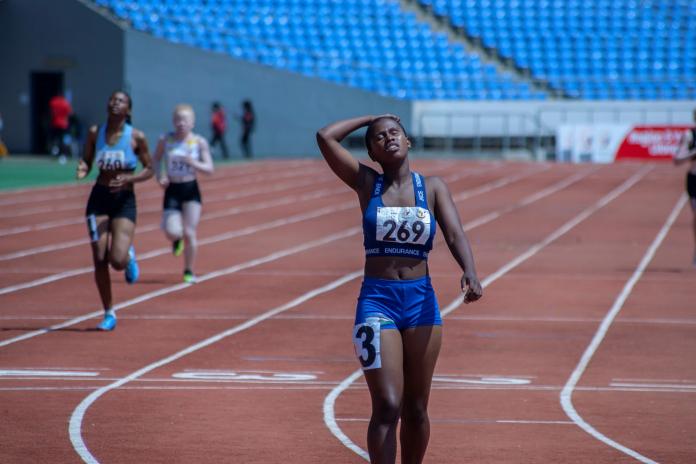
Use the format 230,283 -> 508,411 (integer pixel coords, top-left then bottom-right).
0,159 -> 694,463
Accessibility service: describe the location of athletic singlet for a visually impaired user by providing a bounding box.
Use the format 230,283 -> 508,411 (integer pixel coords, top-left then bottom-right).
95,123 -> 138,171
363,172 -> 436,260
164,133 -> 201,179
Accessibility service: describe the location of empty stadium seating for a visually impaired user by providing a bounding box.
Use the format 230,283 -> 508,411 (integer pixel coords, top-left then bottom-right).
420,0 -> 696,100
92,0 -> 546,100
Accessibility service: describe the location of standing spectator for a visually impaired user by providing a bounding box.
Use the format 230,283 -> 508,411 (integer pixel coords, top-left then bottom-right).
0,111 -> 7,158
49,91 -> 73,160
209,102 -> 229,159
240,100 -> 255,159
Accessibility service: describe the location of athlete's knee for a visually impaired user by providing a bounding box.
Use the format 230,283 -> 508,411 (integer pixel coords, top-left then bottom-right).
371,394 -> 402,425
183,227 -> 196,242
109,253 -> 129,270
400,401 -> 429,426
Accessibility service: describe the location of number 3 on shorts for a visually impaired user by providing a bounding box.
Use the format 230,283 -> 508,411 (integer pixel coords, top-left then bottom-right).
353,317 -> 381,370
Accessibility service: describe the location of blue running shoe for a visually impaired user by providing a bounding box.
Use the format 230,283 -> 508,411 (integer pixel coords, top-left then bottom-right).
97,313 -> 117,331
125,245 -> 139,284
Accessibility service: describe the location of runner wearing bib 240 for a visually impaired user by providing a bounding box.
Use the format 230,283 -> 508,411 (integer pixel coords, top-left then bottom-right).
77,91 -> 153,331
153,104 -> 214,283
317,114 -> 482,464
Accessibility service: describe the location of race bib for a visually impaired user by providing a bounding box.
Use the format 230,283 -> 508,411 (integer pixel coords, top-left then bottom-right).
167,149 -> 195,177
376,207 -> 431,245
353,317 -> 381,370
96,150 -> 126,171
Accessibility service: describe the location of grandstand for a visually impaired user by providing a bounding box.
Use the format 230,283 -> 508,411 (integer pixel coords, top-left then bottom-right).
93,0 -> 694,101
0,0 -> 694,158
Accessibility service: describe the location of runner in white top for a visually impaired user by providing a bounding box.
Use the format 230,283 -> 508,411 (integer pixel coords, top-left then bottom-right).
153,104 -> 214,283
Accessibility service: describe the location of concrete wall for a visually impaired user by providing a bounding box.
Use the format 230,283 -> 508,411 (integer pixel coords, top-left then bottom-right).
0,0 -> 124,152
123,29 -> 411,157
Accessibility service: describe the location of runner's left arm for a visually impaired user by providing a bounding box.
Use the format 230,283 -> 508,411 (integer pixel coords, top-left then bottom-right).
431,176 -> 482,304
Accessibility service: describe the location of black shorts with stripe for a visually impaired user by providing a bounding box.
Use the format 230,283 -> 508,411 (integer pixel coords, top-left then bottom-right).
85,183 -> 137,222
687,172 -> 696,199
163,180 -> 202,211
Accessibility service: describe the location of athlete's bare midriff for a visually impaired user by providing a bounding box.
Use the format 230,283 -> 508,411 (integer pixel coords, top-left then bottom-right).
96,170 -> 136,188
364,256 -> 428,280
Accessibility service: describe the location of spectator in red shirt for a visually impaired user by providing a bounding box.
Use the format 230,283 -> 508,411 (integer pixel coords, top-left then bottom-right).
209,102 -> 229,159
49,92 -> 72,157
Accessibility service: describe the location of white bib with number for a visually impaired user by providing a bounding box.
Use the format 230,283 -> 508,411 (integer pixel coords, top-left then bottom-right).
376,206 -> 431,245
166,137 -> 199,177
96,150 -> 126,171
353,317 -> 382,370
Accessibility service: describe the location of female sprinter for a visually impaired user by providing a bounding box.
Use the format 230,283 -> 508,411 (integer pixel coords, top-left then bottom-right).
76,91 -> 153,331
674,110 -> 696,266
316,114 -> 482,464
152,104 -> 214,283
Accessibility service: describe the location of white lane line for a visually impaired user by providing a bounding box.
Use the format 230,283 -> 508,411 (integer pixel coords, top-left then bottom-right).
323,166 -> 652,462
559,193 -> 687,464
0,185 -> 348,262
6,383 -> 696,394
0,163 -> 497,257
336,417 -> 575,425
0,369 -> 99,377
0,199 -> 355,296
0,160 -> 310,206
0,167 -> 329,236
0,169 -> 332,219
0,227 -> 360,348
0,164 -> 507,290
68,269 -> 364,464
610,382 -> 696,390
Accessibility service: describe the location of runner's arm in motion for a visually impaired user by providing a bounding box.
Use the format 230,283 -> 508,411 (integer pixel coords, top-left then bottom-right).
431,176 -> 483,303
674,130 -> 696,165
316,115 -> 382,191
152,136 -> 169,188
183,137 -> 214,175
76,125 -> 98,179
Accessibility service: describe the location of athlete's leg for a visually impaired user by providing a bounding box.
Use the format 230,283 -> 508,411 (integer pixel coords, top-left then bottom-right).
363,329 -> 404,464
109,218 -> 136,270
87,214 -> 112,311
690,198 -> 696,265
182,201 -> 202,274
161,208 -> 184,242
399,325 -> 442,464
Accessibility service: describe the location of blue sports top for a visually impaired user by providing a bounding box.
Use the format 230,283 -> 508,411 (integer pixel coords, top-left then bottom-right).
363,172 -> 436,260
94,123 -> 138,171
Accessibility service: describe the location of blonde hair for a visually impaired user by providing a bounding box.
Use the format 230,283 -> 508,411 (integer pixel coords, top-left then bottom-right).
173,104 -> 195,119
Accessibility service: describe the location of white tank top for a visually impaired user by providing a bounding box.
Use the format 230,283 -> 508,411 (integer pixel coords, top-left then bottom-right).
164,133 -> 201,181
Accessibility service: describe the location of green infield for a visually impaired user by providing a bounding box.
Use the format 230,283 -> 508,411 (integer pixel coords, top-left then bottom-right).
0,155 -> 92,191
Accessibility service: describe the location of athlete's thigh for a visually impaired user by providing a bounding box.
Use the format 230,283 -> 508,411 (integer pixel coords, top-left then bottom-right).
181,201 -> 202,231
162,208 -> 183,233
110,217 -> 136,262
401,325 -> 442,401
363,328 -> 405,403
88,214 -> 111,261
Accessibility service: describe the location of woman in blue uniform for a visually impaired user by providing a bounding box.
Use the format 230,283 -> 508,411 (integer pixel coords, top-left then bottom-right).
317,114 -> 482,464
674,109 -> 696,267
76,91 -> 153,331
153,104 -> 214,283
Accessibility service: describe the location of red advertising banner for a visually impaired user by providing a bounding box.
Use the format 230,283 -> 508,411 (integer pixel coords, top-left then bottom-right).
614,125 -> 691,161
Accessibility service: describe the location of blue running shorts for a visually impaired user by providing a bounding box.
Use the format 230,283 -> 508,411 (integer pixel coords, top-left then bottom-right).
353,276 -> 441,370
